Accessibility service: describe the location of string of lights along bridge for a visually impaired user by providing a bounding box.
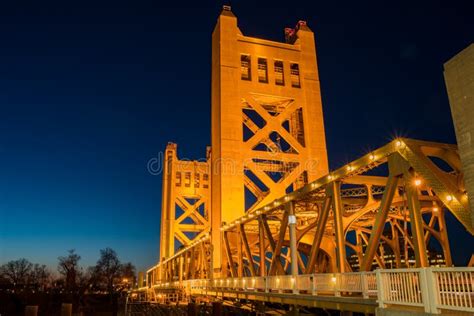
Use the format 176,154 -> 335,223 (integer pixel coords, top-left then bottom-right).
127,6 -> 474,316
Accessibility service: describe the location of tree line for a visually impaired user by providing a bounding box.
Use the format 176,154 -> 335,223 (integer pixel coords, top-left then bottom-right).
0,248 -> 136,295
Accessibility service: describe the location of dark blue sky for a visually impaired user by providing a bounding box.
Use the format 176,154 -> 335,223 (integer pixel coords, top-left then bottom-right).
0,1 -> 473,272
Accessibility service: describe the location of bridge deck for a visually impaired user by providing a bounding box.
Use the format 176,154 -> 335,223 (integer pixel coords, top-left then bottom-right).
133,268 -> 474,314
191,288 -> 377,313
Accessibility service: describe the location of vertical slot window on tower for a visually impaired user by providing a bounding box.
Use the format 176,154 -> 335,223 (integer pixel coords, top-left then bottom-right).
195,173 -> 200,188
175,172 -> 182,187
257,58 -> 268,83
290,63 -> 301,88
241,54 -> 251,80
274,60 -> 284,85
184,172 -> 191,187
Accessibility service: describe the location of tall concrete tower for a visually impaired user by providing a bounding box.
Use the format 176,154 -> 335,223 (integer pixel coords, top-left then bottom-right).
444,44 -> 474,229
210,6 -> 329,273
159,143 -> 211,261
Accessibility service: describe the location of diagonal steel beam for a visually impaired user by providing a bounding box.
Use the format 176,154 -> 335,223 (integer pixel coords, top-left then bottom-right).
269,210 -> 289,275
260,214 -> 285,274
223,231 -> 237,277
404,169 -> 429,268
260,214 -> 276,251
239,224 -> 257,276
259,219 -> 266,276
305,196 -> 331,274
360,174 -> 398,271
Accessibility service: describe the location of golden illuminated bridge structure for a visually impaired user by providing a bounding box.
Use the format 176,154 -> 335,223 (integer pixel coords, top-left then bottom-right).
127,7 -> 474,316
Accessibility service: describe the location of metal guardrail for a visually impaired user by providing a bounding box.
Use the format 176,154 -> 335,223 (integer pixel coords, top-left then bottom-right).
133,267 -> 474,314
377,267 -> 474,314
184,272 -> 377,298
433,267 -> 474,312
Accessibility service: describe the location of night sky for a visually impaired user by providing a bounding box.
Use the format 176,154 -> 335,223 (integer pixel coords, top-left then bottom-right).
0,1 -> 473,273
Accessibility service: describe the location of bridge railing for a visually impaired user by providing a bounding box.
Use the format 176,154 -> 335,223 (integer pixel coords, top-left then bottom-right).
377,267 -> 474,314
145,267 -> 474,314
184,272 -> 377,298
432,267 -> 474,312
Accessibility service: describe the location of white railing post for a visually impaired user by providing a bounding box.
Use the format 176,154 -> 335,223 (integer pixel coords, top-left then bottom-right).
419,268 -> 432,313
376,269 -> 386,308
361,272 -> 369,299
311,275 -> 316,295
424,267 -> 440,314
335,274 -> 341,297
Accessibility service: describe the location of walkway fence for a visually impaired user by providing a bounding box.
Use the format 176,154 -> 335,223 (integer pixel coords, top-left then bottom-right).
136,267 -> 474,314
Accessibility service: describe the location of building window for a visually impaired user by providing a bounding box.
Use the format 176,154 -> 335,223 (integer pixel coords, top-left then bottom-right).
184,172 -> 191,187
176,172 -> 181,187
257,58 -> 268,83
195,173 -> 200,188
290,63 -> 301,88
203,174 -> 209,189
241,55 -> 251,80
274,60 -> 284,86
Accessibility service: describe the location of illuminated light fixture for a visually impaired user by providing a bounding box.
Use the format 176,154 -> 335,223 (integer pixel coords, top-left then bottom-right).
284,196 -> 289,201
396,140 -> 402,147
312,183 -> 317,188
347,165 -> 353,172
446,195 -> 453,202
274,201 -> 280,206
264,206 -> 270,211
433,206 -> 439,212
369,153 -> 375,160
248,214 -> 254,219
327,174 -> 333,180
331,276 -> 337,283
235,220 -> 240,224
256,210 -> 262,215
414,178 -> 422,186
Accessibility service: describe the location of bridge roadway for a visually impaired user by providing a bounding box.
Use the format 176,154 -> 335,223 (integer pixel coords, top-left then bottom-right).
129,268 -> 474,315
190,288 -> 377,314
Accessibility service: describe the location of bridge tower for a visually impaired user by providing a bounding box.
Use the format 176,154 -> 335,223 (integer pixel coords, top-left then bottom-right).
159,143 -> 211,262
444,44 -> 474,228
210,6 -> 329,274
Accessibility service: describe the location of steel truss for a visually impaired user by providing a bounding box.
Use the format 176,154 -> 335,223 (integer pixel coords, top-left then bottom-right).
148,138 -> 471,284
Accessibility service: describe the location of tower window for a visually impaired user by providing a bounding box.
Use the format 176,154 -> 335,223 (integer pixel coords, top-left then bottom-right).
290,63 -> 301,88
241,55 -> 251,80
274,60 -> 284,86
184,172 -> 191,187
176,172 -> 182,187
257,58 -> 268,83
195,173 -> 200,188
203,174 -> 209,189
